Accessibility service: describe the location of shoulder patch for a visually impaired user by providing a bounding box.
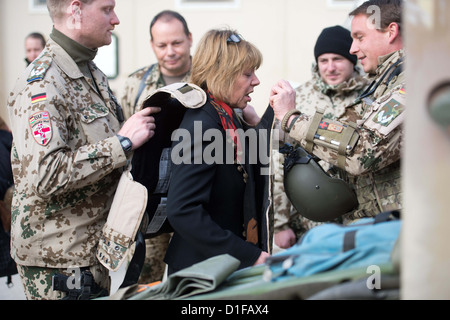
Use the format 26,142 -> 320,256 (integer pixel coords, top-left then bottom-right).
372,98 -> 405,127
319,121 -> 344,133
29,111 -> 52,146
27,57 -> 52,83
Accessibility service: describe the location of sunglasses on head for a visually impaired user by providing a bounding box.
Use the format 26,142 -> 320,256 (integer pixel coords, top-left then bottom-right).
227,34 -> 243,44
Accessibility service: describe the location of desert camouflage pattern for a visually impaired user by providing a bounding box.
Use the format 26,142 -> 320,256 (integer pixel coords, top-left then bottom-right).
138,233 -> 172,284
287,50 -> 406,225
17,263 -> 109,300
273,65 -> 367,237
121,63 -> 191,120
7,39 -> 128,270
97,224 -> 131,271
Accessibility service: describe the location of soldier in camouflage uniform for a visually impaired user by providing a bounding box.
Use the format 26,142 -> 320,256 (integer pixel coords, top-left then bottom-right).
273,26 -> 367,249
271,0 -> 405,244
121,10 -> 192,120
7,0 -> 159,300
120,11 -> 192,285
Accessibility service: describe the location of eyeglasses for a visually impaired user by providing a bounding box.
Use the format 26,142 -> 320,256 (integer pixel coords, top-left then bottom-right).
227,34 -> 243,44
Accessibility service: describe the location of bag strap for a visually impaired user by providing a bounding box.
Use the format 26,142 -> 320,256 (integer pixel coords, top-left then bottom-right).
305,108 -> 325,153
357,58 -> 404,105
342,210 -> 401,253
119,231 -> 146,289
374,210 -> 401,224
133,64 -> 156,114
337,122 -> 357,169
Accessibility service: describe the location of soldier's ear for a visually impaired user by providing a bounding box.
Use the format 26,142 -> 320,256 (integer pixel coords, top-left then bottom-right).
387,22 -> 401,44
65,1 -> 82,29
67,1 -> 82,18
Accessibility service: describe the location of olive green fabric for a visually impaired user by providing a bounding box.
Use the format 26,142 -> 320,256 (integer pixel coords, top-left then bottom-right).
188,263 -> 397,300
109,254 -> 240,300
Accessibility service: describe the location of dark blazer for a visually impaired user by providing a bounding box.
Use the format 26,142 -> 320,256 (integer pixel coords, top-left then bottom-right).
0,130 -> 13,200
164,97 -> 272,274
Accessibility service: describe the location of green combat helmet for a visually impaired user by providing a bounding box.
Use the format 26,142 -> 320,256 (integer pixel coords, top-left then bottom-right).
281,144 -> 358,222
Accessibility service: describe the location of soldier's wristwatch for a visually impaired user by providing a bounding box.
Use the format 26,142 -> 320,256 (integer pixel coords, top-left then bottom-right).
117,135 -> 132,154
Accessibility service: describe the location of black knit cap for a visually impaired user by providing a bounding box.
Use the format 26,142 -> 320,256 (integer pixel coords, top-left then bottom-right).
314,25 -> 357,65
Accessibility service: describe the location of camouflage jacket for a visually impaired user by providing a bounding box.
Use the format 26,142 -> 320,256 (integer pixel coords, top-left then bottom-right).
287,50 -> 406,223
7,39 -> 128,268
273,66 -> 367,233
121,63 -> 191,119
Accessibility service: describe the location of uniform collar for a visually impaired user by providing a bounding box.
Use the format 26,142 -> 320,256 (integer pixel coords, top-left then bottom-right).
50,28 -> 97,64
311,63 -> 367,96
49,28 -> 99,80
146,61 -> 192,87
376,49 -> 405,78
46,38 -> 84,79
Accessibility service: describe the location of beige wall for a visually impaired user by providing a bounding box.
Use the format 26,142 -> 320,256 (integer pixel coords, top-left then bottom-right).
0,0 -> 356,125
402,0 -> 450,299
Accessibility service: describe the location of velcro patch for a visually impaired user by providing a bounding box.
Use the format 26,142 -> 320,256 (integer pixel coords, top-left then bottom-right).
29,111 -> 52,146
319,121 -> 344,133
319,121 -> 329,130
372,98 -> 404,127
27,59 -> 51,83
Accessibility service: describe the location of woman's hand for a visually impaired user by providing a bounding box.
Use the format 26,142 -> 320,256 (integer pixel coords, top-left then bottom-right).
253,251 -> 271,266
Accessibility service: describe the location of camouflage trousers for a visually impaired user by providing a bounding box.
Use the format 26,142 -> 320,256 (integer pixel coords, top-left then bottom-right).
17,263 -> 110,300
131,233 -> 172,284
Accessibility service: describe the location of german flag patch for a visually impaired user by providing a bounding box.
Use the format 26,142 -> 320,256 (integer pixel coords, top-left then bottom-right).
31,93 -> 47,104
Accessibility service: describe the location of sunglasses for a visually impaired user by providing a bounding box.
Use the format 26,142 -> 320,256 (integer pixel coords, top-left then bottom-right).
227,34 -> 243,44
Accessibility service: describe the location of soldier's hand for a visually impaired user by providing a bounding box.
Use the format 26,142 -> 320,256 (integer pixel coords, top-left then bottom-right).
242,104 -> 261,126
274,228 -> 297,249
118,107 -> 161,150
269,80 -> 296,121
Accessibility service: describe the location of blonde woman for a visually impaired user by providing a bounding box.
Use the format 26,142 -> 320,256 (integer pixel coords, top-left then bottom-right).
164,29 -> 272,274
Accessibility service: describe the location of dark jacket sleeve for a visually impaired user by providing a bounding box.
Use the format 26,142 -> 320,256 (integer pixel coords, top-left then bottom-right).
0,130 -> 13,200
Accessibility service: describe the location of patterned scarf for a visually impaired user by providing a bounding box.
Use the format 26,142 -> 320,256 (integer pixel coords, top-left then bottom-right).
207,91 -> 259,246
207,91 -> 243,163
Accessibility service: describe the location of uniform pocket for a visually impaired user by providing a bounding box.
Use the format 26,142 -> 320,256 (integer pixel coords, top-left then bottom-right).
79,103 -> 109,123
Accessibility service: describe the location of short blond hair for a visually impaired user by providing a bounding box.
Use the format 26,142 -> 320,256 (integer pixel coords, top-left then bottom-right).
46,0 -> 94,21
190,29 -> 263,102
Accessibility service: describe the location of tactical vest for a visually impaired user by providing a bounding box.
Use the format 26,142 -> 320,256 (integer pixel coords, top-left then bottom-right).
303,51 -> 405,221
97,83 -> 206,277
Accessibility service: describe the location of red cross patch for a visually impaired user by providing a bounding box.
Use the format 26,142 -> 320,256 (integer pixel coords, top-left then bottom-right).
319,121 -> 329,130
29,111 -> 52,146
